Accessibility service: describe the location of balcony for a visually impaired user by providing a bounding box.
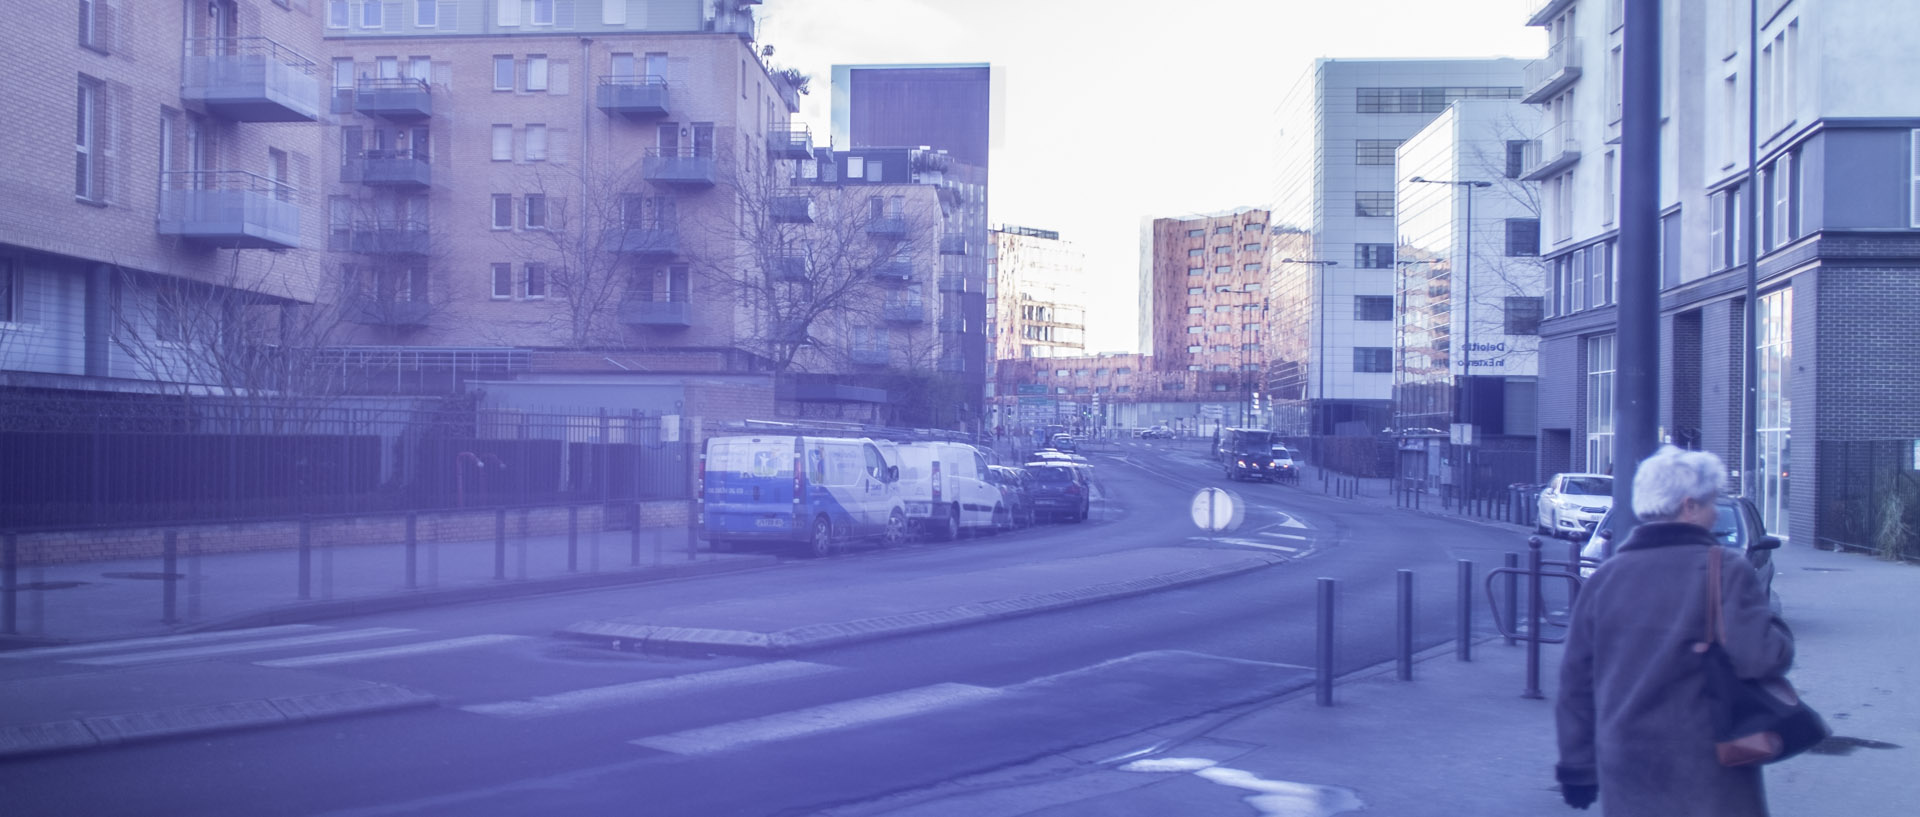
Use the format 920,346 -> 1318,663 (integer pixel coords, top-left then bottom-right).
1526,0 -> 1577,27
181,37 -> 320,123
938,274 -> 970,293
882,301 -> 926,324
866,216 -> 909,240
771,195 -> 816,224
606,225 -> 678,256
772,254 -> 811,281
343,149 -> 430,188
1519,120 -> 1581,181
355,77 -> 432,120
939,235 -> 970,255
156,170 -> 300,250
768,126 -> 815,160
1522,38 -> 1584,104
335,220 -> 430,255
850,345 -> 890,367
937,315 -> 965,333
873,261 -> 915,284
346,296 -> 431,328
619,296 -> 693,328
596,75 -> 669,118
937,355 -> 967,373
643,147 -> 716,188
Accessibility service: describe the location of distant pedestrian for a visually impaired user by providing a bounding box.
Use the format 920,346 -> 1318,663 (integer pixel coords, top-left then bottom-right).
1555,446 -> 1794,815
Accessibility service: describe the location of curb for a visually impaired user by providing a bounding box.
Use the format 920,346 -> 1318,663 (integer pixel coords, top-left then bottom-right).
556,553 -> 1287,656
179,555 -> 782,635
0,683 -> 436,760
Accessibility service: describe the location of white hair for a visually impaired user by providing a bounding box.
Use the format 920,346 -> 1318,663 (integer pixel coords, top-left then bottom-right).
1632,445 -> 1726,521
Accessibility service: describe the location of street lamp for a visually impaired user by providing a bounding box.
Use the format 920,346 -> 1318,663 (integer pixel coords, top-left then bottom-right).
1408,176 -> 1492,505
1280,258 -> 1338,435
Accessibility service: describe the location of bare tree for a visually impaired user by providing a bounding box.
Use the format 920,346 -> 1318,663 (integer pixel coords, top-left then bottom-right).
483,160 -> 655,350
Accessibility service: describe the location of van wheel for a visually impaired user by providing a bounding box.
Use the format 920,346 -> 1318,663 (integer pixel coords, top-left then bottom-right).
809,515 -> 834,557
711,539 -> 734,553
882,510 -> 907,548
940,506 -> 961,541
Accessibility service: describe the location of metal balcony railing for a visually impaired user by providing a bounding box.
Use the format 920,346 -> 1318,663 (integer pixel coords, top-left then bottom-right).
873,261 -> 915,284
1526,0 -> 1577,27
643,147 -> 717,187
1522,37 -> 1584,104
850,346 -> 890,366
156,170 -> 300,249
596,75 -> 669,117
768,126 -> 815,159
619,293 -> 692,327
866,216 -> 909,239
939,235 -> 969,255
335,220 -> 430,255
355,77 -> 431,120
771,195 -> 816,223
882,301 -> 926,324
343,149 -> 430,188
181,37 -> 320,122
1519,121 -> 1581,181
938,274 -> 969,293
772,254 -> 811,281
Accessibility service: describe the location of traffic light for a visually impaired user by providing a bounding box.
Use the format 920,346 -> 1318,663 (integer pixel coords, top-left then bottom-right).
1252,390 -> 1261,413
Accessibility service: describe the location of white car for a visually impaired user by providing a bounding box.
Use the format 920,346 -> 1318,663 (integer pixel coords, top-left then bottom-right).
1536,473 -> 1614,539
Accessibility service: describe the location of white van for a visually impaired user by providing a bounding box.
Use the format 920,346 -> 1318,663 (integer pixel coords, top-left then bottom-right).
880,440 -> 1002,540
701,435 -> 906,557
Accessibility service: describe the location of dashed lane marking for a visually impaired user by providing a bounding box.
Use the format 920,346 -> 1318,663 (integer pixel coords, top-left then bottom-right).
68,628 -> 420,666
629,682 -> 1004,756
254,634 -> 530,668
1258,531 -> 1310,541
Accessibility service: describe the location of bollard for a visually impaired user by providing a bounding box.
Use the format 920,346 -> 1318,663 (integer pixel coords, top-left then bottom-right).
2,531 -> 16,636
186,532 -> 202,622
494,507 -> 507,581
162,531 -> 178,625
405,512 -> 418,590
1316,577 -> 1336,706
1524,537 -> 1546,700
1456,559 -> 1474,662
631,501 -> 643,566
515,508 -> 529,580
1395,569 -> 1414,681
568,506 -> 580,573
298,515 -> 313,600
1502,552 -> 1519,647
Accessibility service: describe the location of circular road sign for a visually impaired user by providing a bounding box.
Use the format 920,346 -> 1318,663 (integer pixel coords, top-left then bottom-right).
1190,487 -> 1243,533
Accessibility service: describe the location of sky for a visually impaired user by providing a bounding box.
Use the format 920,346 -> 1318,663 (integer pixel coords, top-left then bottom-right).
756,0 -> 1547,354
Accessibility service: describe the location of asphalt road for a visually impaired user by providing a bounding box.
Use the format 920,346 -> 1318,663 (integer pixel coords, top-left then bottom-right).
0,439 -> 1545,817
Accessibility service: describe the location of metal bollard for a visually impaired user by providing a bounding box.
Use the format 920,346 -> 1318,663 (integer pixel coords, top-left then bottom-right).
1456,559 -> 1474,662
1524,537 -> 1546,700
568,506 -> 580,573
2,531 -> 16,636
631,501 -> 643,566
1502,552 -> 1519,647
494,507 -> 507,581
162,531 -> 178,625
1316,577 -> 1336,706
1395,569 -> 1414,681
298,515 -> 313,600
405,512 -> 418,590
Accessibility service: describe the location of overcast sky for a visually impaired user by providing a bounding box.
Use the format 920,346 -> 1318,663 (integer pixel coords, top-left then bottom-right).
757,0 -> 1546,353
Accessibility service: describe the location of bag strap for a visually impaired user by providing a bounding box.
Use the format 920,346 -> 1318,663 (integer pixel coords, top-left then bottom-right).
1704,545 -> 1725,646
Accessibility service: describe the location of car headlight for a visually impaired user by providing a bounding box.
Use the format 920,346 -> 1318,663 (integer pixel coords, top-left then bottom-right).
1236,459 -> 1247,467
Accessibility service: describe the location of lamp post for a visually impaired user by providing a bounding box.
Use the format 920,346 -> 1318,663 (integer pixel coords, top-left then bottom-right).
1280,258 -> 1339,435
1408,176 -> 1491,504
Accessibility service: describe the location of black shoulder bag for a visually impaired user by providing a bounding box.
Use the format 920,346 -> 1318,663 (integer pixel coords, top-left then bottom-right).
1698,545 -> 1830,766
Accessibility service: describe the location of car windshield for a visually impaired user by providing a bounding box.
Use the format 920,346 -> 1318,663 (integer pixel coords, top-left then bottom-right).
1561,477 -> 1611,495
1028,467 -> 1075,483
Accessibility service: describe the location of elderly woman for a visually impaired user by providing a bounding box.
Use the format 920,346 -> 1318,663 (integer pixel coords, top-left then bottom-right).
1555,446 -> 1795,815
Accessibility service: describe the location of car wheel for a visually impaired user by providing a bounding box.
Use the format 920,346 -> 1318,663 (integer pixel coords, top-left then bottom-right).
992,504 -> 1010,532
941,505 -> 961,541
809,515 -> 834,558
882,510 -> 907,548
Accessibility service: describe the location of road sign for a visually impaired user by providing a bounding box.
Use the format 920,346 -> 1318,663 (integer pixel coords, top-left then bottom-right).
1189,487 -> 1244,533
1016,384 -> 1048,395
1018,396 -> 1053,405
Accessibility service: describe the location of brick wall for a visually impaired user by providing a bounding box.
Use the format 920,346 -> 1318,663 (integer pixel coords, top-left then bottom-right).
1668,308 -> 1702,446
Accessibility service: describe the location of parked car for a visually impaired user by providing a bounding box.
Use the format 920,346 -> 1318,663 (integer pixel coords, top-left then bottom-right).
1579,496 -> 1782,614
1140,425 -> 1174,440
1024,461 -> 1091,522
986,465 -> 1037,529
1049,433 -> 1078,452
881,440 -> 1002,540
700,435 -> 906,557
1536,473 -> 1614,539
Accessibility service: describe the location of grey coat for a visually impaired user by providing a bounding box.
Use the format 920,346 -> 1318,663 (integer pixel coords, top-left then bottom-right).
1555,522 -> 1795,817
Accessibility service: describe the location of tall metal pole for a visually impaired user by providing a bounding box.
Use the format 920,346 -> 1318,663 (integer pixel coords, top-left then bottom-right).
1742,0 -> 1761,498
1461,184 -> 1474,506
1614,0 -> 1663,530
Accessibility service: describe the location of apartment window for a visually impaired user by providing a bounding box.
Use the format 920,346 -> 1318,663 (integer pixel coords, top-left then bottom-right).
1505,297 -> 1543,335
491,263 -> 513,298
1243,243 -> 1261,253
1186,228 -> 1204,237
1768,152 -> 1795,248
154,298 -> 183,343
1586,334 -> 1616,474
1660,210 -> 1683,289
1187,306 -> 1203,314
1213,246 -> 1231,256
1505,219 -> 1540,256
1215,286 -> 1233,293
1187,248 -> 1203,258
1055,369 -> 1068,377
1355,192 -> 1394,218
1355,86 -> 1522,114
1602,151 -> 1617,226
526,56 -> 548,91
491,125 -> 512,160
75,79 -> 101,202
1117,385 -> 1131,393
415,0 -> 436,27
332,58 -> 354,91
1215,305 -> 1232,313
531,0 -> 554,25
1505,140 -> 1528,179
1187,326 -> 1203,334
1187,287 -> 1203,295
79,0 -> 106,51
327,0 -> 348,28
1356,139 -> 1401,165
1215,266 -> 1231,275
1241,323 -> 1261,332
491,194 -> 512,229
524,263 -> 547,299
1243,304 -> 1261,312
1116,367 -> 1132,374
361,0 -> 383,27
493,56 -> 513,91
1243,263 -> 1261,272
1354,296 -> 1393,321
1213,324 -> 1231,332
1215,226 -> 1232,235
1244,283 -> 1261,293
1354,243 -> 1393,268
1354,348 -> 1392,373
525,124 -> 547,161
523,194 -> 546,229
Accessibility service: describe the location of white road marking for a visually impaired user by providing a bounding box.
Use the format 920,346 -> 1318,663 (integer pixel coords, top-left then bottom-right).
254,634 -> 528,668
463,661 -> 840,718
629,682 -> 1003,755
1258,531 -> 1310,541
1279,516 -> 1309,529
1204,538 -> 1300,553
68,627 -> 419,666
0,625 -> 325,660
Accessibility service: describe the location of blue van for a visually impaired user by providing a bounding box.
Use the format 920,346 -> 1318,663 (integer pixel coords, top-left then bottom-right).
700,435 -> 907,557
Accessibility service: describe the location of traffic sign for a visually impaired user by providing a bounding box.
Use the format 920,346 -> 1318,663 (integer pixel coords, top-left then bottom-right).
1189,487 -> 1244,532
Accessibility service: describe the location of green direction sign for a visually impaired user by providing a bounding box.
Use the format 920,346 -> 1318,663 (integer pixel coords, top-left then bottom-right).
1018,396 -> 1053,405
1016,384 -> 1048,395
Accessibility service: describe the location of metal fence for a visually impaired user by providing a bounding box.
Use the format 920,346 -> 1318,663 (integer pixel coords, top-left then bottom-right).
0,393 -> 692,529
1815,439 -> 1920,559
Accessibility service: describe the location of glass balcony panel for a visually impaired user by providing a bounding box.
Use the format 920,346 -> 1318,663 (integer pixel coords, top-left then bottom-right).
181,37 -> 321,122
596,76 -> 670,118
156,170 -> 301,250
643,147 -> 717,187
354,77 -> 432,120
